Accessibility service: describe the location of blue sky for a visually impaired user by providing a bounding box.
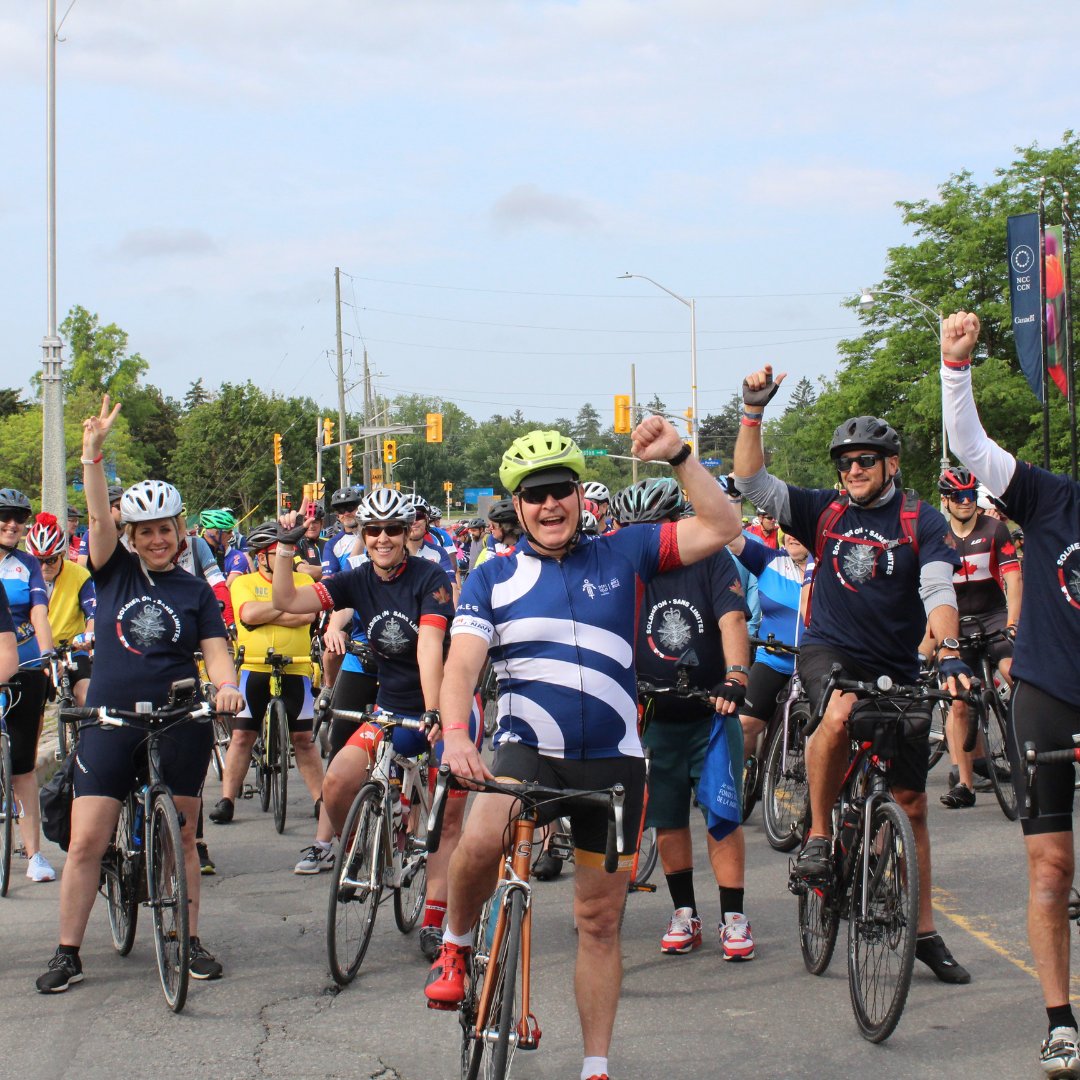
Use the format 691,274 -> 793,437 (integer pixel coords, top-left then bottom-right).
3,1 -> 1079,434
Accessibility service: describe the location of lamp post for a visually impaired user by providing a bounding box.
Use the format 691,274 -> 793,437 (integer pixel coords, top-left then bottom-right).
618,273 -> 698,455
857,287 -> 949,472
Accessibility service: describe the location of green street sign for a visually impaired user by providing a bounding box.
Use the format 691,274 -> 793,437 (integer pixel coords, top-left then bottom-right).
582,448 -> 608,457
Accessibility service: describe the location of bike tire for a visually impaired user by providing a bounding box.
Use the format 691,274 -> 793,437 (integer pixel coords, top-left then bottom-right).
210,715 -> 230,781
327,784 -> 384,985
393,779 -> 430,934
0,732 -> 12,898
741,755 -> 761,823
147,793 -> 190,1013
927,699 -> 949,771
57,708 -> 71,762
635,826 -> 658,886
847,798 -> 919,1043
982,688 -> 1018,821
762,712 -> 808,853
271,699 -> 289,834
105,794 -> 140,954
798,879 -> 840,976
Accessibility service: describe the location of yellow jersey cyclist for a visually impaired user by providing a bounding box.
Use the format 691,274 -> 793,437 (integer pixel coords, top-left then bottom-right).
27,512 -> 96,708
208,522 -> 324,830
36,396 -> 244,994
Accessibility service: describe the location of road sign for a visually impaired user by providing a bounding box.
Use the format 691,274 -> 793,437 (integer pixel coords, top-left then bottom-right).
464,487 -> 494,507
701,458 -> 723,467
582,448 -> 608,457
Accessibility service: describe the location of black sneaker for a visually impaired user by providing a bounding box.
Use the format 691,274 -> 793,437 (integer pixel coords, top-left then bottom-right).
36,949 -> 84,993
915,933 -> 971,984
209,798 -> 234,824
940,783 -> 976,809
794,836 -> 833,884
197,842 -> 216,875
532,849 -> 563,881
189,937 -> 224,980
419,925 -> 444,962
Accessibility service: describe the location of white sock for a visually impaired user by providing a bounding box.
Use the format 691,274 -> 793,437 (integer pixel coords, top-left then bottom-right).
315,839 -> 332,851
443,927 -> 474,948
582,1056 -> 608,1079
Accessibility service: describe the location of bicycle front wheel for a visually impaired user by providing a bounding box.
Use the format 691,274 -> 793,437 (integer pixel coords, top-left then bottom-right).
634,826 -> 658,886
104,794 -> 140,954
983,688 -> 1018,821
270,699 -> 289,834
762,712 -> 808,853
394,783 -> 429,934
0,732 -> 13,898
740,755 -> 761,823
927,699 -> 949,771
210,714 -> 230,781
327,784 -> 384,985
847,798 -> 919,1043
147,793 -> 190,1013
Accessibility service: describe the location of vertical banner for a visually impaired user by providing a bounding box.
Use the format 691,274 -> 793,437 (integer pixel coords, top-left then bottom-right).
1045,224 -> 1069,397
1007,212 -> 1044,400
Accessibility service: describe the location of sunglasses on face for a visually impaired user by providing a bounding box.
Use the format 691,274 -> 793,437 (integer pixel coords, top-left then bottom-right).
517,481 -> 578,505
836,452 -> 884,473
338,504 -> 360,514
0,510 -> 29,525
363,524 -> 405,539
949,493 -> 976,504
38,555 -> 61,567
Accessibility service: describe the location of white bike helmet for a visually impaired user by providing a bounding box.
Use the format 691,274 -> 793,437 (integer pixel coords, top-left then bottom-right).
582,481 -> 611,504
359,488 -> 416,526
120,480 -> 184,523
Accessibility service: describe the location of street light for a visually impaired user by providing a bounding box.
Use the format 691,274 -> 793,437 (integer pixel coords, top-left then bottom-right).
857,287 -> 949,472
618,273 -> 698,455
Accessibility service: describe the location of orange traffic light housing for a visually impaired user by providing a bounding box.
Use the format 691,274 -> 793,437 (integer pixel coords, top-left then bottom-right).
426,412 -> 443,443
614,395 -> 631,434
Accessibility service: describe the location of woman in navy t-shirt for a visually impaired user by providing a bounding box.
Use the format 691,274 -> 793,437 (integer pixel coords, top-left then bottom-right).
35,396 -> 245,995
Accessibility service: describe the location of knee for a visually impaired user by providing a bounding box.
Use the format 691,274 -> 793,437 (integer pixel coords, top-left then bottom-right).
895,791 -> 928,830
1029,849 -> 1074,905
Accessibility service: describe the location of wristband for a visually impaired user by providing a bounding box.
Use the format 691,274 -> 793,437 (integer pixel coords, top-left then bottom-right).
81,454 -> 104,465
275,546 -> 297,556
217,682 -> 239,692
740,416 -> 762,428
443,723 -> 470,732
667,444 -> 692,468
942,356 -> 972,371
726,664 -> 750,678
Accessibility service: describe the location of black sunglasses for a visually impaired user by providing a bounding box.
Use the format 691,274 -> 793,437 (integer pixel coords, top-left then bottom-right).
948,492 -> 976,504
836,452 -> 884,473
38,554 -> 62,567
0,510 -> 30,525
363,524 -> 405,538
517,481 -> 578,505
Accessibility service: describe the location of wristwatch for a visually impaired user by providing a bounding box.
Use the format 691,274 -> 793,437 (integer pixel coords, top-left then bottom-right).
725,664 -> 750,679
938,637 -> 960,651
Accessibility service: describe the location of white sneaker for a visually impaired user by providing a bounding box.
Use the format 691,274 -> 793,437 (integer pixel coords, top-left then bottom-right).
27,853 -> 57,882
1041,1027 -> 1080,1079
294,843 -> 334,875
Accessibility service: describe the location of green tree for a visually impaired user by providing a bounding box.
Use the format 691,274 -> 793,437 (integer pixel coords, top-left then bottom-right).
0,389 -> 27,419
59,305 -> 149,399
697,394 -> 742,470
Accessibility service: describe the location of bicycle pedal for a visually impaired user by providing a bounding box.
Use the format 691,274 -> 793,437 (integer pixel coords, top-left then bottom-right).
517,1014 -> 542,1051
629,882 -> 657,894
241,784 -> 255,800
426,999 -> 458,1013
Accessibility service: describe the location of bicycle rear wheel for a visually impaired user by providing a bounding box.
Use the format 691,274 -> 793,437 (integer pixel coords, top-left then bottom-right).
0,732 -> 12,898
394,782 -> 429,934
634,826 -> 658,885
327,784 -> 384,985
927,699 -> 949,771
104,794 -> 140,954
256,734 -> 271,814
982,689 -> 1018,821
847,798 -> 919,1043
762,712 -> 808,853
799,880 -> 840,975
57,702 -> 72,761
147,793 -> 190,1013
741,754 -> 761,823
210,714 -> 230,781
270,699 -> 289,834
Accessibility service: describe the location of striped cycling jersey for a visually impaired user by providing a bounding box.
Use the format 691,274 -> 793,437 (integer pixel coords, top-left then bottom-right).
321,529 -> 360,577
452,523 -> 681,760
949,513 -> 1019,617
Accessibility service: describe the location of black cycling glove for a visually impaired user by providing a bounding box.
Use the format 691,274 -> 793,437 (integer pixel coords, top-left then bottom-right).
741,372 -> 781,409
938,656 -> 972,683
711,679 -> 747,708
277,523 -> 308,546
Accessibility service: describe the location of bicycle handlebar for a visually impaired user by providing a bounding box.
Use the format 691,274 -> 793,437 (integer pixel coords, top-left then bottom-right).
636,678 -> 713,705
425,763 -> 627,874
749,634 -> 799,656
59,701 -> 225,727
1023,741 -> 1080,818
327,707 -> 438,732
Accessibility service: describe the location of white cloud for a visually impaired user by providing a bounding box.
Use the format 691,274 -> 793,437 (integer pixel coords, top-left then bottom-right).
491,184 -> 601,232
110,228 -> 218,260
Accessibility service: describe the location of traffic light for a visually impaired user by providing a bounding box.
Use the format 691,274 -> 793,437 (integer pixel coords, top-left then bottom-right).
443,480 -> 453,493
426,412 -> 443,443
273,432 -> 282,465
614,394 -> 631,434
322,418 -> 334,446
383,438 -> 397,464
683,406 -> 694,435
345,443 -> 353,473
313,481 -> 325,500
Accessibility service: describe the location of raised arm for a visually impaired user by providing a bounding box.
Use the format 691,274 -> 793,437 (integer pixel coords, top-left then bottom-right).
81,396 -> 123,569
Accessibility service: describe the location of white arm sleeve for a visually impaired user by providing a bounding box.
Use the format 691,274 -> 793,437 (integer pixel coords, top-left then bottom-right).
940,365 -> 1017,498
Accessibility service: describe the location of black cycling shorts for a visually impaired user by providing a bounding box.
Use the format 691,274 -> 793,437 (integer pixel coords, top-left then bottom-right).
232,670 -> 314,734
799,644 -> 930,794
958,609 -> 1014,672
7,669 -> 47,775
743,663 -> 791,724
72,718 -> 213,801
490,743 -> 646,868
327,671 -> 379,760
1009,678 -> 1080,836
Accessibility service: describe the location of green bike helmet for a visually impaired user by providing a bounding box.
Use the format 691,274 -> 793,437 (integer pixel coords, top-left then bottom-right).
199,508 -> 237,531
499,430 -> 586,494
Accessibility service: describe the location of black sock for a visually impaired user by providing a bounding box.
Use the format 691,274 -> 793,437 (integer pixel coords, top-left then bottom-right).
719,886 -> 745,920
916,931 -> 939,944
58,944 -> 79,957
1048,1004 -> 1077,1033
665,869 -> 696,914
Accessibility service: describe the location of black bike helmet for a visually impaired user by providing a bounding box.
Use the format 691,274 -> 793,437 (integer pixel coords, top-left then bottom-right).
245,521 -> 281,552
612,477 -> 685,525
938,465 -> 977,497
330,486 -> 363,510
487,498 -> 519,527
0,488 -> 32,515
106,484 -> 124,504
829,416 -> 901,459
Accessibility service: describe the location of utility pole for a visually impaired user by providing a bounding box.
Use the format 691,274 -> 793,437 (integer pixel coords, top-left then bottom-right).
315,415 -> 323,502
630,362 -> 639,484
334,267 -> 347,488
362,347 -> 372,491
40,0 -> 66,523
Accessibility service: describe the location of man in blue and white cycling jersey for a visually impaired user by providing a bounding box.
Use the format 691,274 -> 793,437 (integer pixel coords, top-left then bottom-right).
425,419 -> 742,1080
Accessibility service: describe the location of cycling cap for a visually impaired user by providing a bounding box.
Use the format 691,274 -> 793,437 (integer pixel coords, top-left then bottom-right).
120,480 -> 184,523
938,466 -> 977,496
330,486 -> 364,510
580,510 -> 599,535
26,512 -> 68,557
829,416 -> 900,459
582,481 -> 611,503
487,498 -> 519,526
0,488 -> 31,513
245,521 -> 281,552
613,477 -> 685,525
199,508 -> 237,530
499,430 -> 586,493
359,488 -> 416,526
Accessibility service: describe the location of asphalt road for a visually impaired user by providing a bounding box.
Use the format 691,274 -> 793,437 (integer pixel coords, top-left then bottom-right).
0,757 -> 1064,1080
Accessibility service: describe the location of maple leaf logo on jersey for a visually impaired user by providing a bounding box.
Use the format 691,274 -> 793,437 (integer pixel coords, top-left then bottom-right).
1001,541 -> 1016,557
957,559 -> 978,577
729,580 -> 745,598
432,586 -> 451,605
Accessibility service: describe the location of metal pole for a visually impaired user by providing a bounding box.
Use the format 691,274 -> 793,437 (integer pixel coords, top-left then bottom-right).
335,267 -> 347,487
275,462 -> 282,515
362,347 -> 372,491
689,298 -> 699,455
1039,179 -> 1051,469
315,415 -> 323,502
630,362 -> 638,484
41,0 -> 66,522
1064,189 -> 1077,480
